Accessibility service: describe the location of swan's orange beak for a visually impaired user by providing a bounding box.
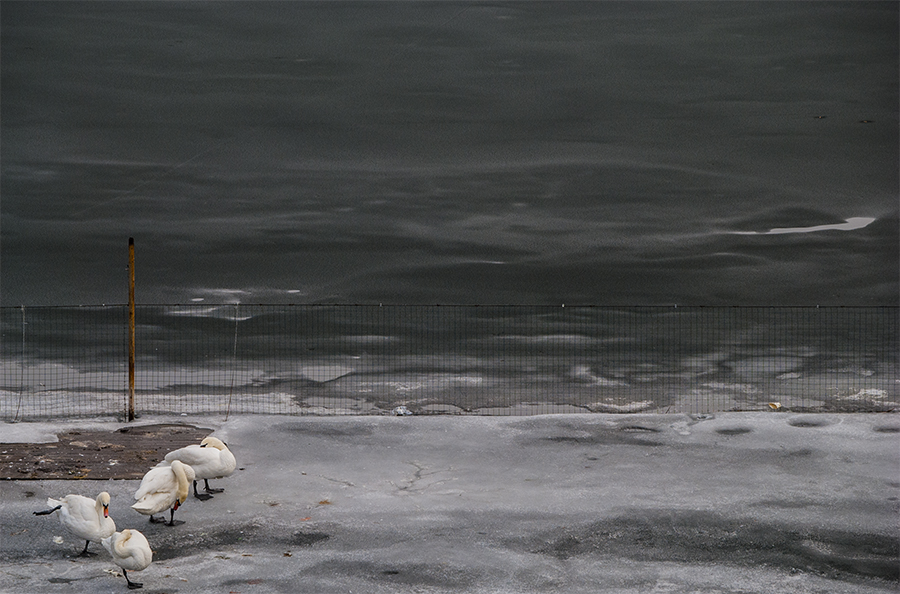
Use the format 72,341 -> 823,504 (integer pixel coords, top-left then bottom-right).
103,504 -> 109,518
173,500 -> 180,511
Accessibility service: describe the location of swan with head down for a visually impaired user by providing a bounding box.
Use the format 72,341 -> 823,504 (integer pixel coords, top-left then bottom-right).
132,460 -> 194,526
33,491 -> 116,556
102,528 -> 152,589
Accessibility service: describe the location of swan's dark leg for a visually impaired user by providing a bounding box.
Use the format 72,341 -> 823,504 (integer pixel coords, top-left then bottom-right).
193,480 -> 213,501
148,514 -> 166,524
78,539 -> 97,557
166,507 -> 184,527
33,506 -> 96,557
123,569 -> 143,589
204,479 -> 224,494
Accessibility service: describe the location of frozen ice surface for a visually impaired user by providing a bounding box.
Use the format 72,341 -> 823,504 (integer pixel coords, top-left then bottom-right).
1,412 -> 897,593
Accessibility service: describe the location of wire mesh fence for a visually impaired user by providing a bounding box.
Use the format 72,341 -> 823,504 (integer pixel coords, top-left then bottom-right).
1,305 -> 897,420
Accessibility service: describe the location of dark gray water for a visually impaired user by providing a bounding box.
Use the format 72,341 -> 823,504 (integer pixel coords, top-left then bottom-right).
1,2 -> 898,306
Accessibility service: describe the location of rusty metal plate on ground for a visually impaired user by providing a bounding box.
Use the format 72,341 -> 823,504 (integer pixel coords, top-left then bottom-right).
0,424 -> 212,481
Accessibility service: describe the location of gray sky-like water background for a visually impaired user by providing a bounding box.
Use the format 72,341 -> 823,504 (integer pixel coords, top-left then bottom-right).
1,1 -> 897,307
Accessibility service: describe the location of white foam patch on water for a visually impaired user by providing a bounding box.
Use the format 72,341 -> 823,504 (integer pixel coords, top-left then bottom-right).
494,334 -> 601,345
701,382 -> 759,394
681,353 -> 729,372
831,366 -> 875,376
731,217 -> 875,235
351,374 -> 485,393
844,388 -> 887,400
300,396 -> 382,415
586,400 -> 655,413
777,372 -> 803,380
571,365 -> 627,386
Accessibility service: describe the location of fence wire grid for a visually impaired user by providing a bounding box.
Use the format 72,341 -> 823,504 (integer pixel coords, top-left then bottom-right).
1,305 -> 897,421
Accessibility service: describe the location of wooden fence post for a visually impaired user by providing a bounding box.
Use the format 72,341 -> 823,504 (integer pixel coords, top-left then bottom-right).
128,237 -> 136,421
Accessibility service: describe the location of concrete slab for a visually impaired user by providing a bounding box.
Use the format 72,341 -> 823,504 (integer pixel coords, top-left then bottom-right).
1,412 -> 898,593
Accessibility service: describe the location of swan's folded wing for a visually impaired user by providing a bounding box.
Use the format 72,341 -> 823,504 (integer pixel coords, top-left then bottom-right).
164,444 -> 211,467
58,495 -> 95,523
131,491 -> 174,516
134,466 -> 175,500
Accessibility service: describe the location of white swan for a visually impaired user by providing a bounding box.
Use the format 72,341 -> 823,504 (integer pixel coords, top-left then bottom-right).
102,529 -> 152,589
33,491 -> 116,556
162,436 -> 236,500
132,460 -> 195,526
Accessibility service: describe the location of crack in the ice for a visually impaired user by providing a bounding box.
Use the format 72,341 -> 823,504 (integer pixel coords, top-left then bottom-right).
392,461 -> 454,493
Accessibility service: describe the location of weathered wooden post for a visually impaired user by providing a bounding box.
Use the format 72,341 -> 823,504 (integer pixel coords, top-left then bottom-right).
128,237 -> 136,421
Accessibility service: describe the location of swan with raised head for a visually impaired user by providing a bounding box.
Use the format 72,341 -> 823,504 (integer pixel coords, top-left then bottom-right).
33,491 -> 115,556
102,529 -> 152,589
162,436 -> 236,500
131,460 -> 194,526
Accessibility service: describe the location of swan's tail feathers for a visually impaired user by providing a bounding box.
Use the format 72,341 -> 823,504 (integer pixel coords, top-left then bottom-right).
131,501 -> 155,514
33,504 -> 63,516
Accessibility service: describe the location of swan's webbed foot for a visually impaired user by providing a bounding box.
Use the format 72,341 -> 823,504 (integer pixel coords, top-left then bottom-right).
148,515 -> 166,524
193,480 -> 214,500
78,541 -> 97,557
204,479 -> 225,494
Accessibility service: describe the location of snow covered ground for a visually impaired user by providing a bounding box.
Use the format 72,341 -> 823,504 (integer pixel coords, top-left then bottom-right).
1,412 -> 897,593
